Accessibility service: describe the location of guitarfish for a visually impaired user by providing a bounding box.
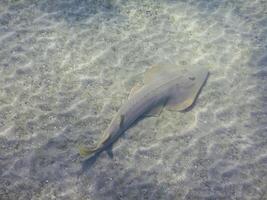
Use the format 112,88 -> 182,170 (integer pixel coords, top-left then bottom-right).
79,65 -> 209,157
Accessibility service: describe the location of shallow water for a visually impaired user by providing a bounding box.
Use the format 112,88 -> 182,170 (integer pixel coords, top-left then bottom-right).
0,0 -> 267,199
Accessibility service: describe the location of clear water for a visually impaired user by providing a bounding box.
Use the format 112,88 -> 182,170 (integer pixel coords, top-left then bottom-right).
0,0 -> 266,199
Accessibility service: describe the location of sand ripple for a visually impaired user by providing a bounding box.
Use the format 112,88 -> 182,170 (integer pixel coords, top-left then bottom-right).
0,0 -> 266,199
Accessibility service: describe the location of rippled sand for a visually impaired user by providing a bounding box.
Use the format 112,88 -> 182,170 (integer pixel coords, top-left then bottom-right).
0,0 -> 266,199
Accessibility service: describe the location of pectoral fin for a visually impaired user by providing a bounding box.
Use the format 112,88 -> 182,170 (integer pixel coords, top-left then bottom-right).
119,115 -> 125,128
144,65 -> 208,112
166,97 -> 195,111
166,79 -> 205,111
144,65 -> 180,84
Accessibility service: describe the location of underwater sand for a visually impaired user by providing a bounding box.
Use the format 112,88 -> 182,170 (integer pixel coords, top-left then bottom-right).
0,0 -> 266,199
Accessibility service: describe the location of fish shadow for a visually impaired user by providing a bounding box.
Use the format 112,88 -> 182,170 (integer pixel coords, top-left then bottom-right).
81,152 -> 99,172
81,144 -> 114,172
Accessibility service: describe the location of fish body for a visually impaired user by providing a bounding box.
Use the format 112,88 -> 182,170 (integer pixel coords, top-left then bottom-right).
79,66 -> 209,157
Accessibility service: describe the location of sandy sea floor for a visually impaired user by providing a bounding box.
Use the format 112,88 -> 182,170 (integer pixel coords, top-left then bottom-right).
0,0 -> 267,199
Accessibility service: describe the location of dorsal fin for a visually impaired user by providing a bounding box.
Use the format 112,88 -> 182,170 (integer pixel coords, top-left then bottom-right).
165,87 -> 199,111
128,83 -> 143,99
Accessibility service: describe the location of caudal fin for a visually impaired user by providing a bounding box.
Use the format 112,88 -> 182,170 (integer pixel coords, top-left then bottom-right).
78,145 -> 98,157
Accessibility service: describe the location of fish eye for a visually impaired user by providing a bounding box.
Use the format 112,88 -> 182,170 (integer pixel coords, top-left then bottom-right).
188,76 -> 195,81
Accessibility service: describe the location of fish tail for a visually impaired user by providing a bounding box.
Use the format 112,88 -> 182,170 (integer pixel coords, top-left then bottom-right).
78,145 -> 99,157
79,131 -> 110,157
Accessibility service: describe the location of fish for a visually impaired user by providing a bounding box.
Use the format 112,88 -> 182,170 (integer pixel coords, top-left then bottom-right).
79,65 -> 209,158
